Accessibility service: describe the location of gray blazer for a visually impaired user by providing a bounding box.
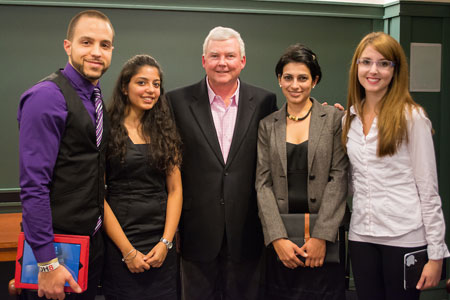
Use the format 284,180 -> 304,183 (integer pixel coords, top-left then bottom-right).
255,98 -> 348,245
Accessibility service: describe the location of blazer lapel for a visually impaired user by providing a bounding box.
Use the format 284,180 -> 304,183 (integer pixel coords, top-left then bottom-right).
274,104 -> 287,175
308,99 -> 326,172
225,82 -> 256,167
189,80 -> 225,166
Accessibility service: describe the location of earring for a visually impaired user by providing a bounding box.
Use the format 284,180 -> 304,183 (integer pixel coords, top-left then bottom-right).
279,84 -> 282,88
312,85 -> 315,89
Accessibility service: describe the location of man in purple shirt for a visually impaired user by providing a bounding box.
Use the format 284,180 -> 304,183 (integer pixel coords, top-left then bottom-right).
18,10 -> 114,300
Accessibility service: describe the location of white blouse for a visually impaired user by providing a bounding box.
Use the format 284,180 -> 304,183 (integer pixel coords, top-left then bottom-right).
346,105 -> 449,260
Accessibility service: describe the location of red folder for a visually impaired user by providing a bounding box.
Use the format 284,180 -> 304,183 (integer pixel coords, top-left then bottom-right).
15,232 -> 90,292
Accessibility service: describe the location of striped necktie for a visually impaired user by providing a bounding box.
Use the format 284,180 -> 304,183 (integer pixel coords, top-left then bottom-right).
93,87 -> 103,147
93,89 -> 103,235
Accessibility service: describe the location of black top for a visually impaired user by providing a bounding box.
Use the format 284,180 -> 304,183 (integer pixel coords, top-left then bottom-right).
106,138 -> 167,251
45,70 -> 109,236
287,141 -> 309,213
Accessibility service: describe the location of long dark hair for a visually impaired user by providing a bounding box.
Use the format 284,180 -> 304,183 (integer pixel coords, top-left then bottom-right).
107,54 -> 182,172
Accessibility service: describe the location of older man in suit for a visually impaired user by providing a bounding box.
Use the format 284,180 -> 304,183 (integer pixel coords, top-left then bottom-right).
166,26 -> 277,300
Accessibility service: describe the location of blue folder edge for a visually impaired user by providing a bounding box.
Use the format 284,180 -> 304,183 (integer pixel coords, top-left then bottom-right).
21,240 -> 81,286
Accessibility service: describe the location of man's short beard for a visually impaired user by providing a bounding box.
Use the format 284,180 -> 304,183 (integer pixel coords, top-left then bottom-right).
71,58 -> 107,82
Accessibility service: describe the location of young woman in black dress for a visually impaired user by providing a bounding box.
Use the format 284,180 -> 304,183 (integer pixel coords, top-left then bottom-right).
102,54 -> 182,300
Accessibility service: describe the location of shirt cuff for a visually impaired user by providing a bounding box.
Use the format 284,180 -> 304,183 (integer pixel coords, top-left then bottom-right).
33,242 -> 57,263
427,243 -> 450,260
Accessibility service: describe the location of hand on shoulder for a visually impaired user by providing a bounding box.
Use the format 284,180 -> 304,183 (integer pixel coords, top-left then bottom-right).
321,101 -> 345,112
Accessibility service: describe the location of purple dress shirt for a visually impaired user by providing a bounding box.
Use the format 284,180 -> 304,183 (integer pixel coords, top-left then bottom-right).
18,62 -> 99,263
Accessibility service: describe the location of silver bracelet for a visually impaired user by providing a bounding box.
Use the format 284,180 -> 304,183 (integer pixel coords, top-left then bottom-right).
121,248 -> 137,262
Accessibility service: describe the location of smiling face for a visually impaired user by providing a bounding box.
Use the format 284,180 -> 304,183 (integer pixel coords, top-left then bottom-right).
357,45 -> 394,100
279,62 -> 318,106
125,65 -> 161,114
202,38 -> 246,90
64,16 -> 114,85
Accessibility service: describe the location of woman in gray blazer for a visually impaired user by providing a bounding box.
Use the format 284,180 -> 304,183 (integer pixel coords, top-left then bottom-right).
255,44 -> 348,300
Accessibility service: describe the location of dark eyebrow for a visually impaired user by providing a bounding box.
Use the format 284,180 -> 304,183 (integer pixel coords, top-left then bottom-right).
135,77 -> 161,81
283,73 -> 308,76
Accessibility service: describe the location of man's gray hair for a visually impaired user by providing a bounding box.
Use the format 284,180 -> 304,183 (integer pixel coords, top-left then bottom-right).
202,26 -> 245,59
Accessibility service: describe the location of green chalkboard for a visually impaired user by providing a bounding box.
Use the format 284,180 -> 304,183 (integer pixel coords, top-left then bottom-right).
0,4 -> 374,190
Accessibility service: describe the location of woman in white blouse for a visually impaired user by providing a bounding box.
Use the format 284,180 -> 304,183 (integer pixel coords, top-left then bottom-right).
342,31 -> 449,300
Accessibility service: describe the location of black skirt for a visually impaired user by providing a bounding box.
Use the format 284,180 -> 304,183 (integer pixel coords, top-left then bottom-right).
263,246 -> 346,300
102,238 -> 177,300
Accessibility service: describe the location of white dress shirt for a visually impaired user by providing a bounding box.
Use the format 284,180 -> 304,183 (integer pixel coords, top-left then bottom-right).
346,105 -> 449,260
206,77 -> 239,163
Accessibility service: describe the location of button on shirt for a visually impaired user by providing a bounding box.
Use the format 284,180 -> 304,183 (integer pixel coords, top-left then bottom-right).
207,77 -> 239,163
18,63 -> 100,262
346,105 -> 449,260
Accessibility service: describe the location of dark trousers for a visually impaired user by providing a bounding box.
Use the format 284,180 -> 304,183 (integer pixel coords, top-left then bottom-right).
349,241 -> 426,300
20,231 -> 104,300
181,238 -> 263,300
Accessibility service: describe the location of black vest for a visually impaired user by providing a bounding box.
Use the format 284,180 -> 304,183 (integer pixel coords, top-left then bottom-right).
42,70 -> 109,236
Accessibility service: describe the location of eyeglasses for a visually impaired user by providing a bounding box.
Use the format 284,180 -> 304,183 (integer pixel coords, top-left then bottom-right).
356,59 -> 395,70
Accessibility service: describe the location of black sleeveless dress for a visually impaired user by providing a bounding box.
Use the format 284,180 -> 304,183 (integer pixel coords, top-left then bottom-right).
264,141 -> 345,300
102,138 -> 177,300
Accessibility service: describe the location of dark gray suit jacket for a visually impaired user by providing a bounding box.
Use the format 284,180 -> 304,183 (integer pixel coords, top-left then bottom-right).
166,78 -> 277,262
255,99 -> 348,246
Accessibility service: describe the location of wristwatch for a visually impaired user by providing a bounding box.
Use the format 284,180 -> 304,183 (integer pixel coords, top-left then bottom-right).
160,237 -> 173,250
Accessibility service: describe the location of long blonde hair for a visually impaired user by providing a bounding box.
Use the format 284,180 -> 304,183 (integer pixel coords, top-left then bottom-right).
342,32 -> 420,157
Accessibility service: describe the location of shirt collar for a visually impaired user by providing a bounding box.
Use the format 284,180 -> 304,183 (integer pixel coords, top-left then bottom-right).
206,77 -> 240,106
349,105 -> 358,116
61,62 -> 101,100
